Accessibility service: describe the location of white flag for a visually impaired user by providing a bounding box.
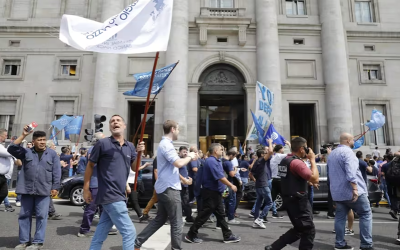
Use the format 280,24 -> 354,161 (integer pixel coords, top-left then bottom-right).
59,0 -> 173,54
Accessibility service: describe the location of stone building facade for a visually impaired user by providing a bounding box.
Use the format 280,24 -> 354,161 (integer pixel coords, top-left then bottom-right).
0,0 -> 399,155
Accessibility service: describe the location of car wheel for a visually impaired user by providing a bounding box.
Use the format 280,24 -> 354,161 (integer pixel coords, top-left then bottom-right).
275,193 -> 285,211
70,186 -> 85,206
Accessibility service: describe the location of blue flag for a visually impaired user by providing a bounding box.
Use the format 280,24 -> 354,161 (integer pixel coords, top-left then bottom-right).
51,115 -> 74,131
250,110 -> 265,145
64,116 -> 83,140
264,123 -> 286,146
353,136 -> 364,150
239,142 -> 244,155
365,109 -> 386,131
51,127 -> 58,146
123,62 -> 178,97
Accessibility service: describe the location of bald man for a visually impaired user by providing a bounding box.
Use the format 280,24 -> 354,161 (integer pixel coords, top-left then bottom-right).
327,133 -> 373,250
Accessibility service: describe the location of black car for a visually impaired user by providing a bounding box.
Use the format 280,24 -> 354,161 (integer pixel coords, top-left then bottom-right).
242,163 -> 381,210
58,158 -> 155,206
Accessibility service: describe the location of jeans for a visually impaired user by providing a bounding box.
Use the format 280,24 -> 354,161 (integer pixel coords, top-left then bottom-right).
19,195 -> 50,244
143,189 -> 158,215
377,179 -> 391,206
90,201 -> 136,250
271,195 -> 315,250
16,171 -> 21,202
327,183 -> 336,216
241,177 -> 248,191
48,198 -> 56,216
187,189 -> 233,240
3,179 -> 11,206
181,187 -> 193,220
225,188 -> 236,221
335,194 -> 373,249
135,188 -> 182,250
254,186 -> 273,219
268,179 -> 277,213
80,188 -> 101,234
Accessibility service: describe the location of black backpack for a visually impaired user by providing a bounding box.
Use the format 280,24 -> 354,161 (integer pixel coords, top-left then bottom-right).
386,157 -> 400,187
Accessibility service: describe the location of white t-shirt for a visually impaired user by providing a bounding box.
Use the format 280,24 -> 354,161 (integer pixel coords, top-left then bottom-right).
372,150 -> 380,158
270,153 -> 287,178
127,170 -> 135,184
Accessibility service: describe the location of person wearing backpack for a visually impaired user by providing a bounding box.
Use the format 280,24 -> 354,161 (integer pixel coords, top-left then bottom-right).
381,154 -> 399,221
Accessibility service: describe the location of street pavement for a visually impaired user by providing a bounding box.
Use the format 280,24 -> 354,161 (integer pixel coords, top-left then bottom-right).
0,199 -> 399,250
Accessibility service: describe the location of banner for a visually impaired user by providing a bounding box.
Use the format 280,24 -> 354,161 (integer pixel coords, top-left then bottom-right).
246,81 -> 274,141
251,110 -> 266,145
123,62 -> 177,97
59,0 -> 173,54
64,116 -> 83,140
51,127 -> 59,146
264,123 -> 286,146
51,115 -> 74,131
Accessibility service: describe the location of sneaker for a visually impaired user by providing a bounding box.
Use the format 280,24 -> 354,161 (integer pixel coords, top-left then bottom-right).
334,245 -> 354,250
48,214 -> 62,220
262,217 -> 270,223
5,205 -> 15,212
389,210 -> 398,220
313,210 -> 320,215
185,218 -> 195,224
327,213 -> 335,219
223,234 -> 241,243
265,246 -> 273,250
15,243 -> 31,250
139,214 -> 150,222
15,201 -> 21,207
185,235 -> 203,244
252,218 -> 266,229
248,211 -> 255,218
77,231 -> 95,237
272,212 -> 283,219
396,235 -> 400,242
332,229 -> 336,233
345,228 -> 355,236
94,213 -> 100,219
227,219 -> 240,224
26,243 -> 43,250
208,215 -> 215,223
234,213 -> 240,218
108,227 -> 118,235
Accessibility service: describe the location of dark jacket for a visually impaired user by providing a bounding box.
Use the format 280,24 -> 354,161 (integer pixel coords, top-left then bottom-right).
8,143 -> 61,196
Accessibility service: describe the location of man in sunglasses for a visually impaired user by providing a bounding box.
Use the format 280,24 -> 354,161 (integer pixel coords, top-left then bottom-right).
265,137 -> 319,250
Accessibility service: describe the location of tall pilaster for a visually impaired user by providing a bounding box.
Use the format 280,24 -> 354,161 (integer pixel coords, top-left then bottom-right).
255,0 -> 283,132
92,0 -> 123,135
319,0 -> 353,141
163,0 -> 189,144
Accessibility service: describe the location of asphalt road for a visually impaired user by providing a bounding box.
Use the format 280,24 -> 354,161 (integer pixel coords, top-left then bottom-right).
0,199 -> 399,250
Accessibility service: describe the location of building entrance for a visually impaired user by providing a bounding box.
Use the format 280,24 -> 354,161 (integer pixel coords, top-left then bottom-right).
289,104 -> 317,150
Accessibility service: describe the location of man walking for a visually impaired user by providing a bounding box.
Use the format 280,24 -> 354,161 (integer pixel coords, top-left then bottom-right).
177,146 -> 195,224
328,133 -> 373,250
83,115 -> 144,250
0,128 -> 15,212
185,143 -> 240,244
135,120 -> 198,250
266,137 -> 319,250
220,150 -> 239,225
187,146 -> 200,203
8,127 -> 61,250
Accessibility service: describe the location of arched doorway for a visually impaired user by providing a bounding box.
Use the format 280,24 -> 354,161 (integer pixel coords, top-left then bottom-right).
198,64 -> 246,152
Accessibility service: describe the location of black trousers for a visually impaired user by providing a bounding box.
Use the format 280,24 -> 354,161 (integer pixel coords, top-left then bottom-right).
234,179 -> 242,212
188,181 -> 195,202
129,184 -> 142,217
180,187 -> 193,220
187,188 -> 232,240
271,195 -> 315,250
0,175 -> 8,206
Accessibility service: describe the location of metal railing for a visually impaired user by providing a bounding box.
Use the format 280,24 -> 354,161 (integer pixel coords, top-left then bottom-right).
208,8 -> 238,17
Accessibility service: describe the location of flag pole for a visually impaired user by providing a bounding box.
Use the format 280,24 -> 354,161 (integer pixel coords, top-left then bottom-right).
133,52 -> 160,191
75,115 -> 84,147
131,61 -> 180,144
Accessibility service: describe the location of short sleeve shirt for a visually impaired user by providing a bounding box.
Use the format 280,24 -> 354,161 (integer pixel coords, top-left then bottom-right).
89,137 -> 137,205
239,161 -> 250,178
222,159 -> 234,182
179,165 -> 189,188
202,156 -> 226,193
187,160 -> 199,179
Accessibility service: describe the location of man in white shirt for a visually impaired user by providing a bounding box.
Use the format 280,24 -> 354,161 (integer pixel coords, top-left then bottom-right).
372,147 -> 380,158
0,129 -> 15,211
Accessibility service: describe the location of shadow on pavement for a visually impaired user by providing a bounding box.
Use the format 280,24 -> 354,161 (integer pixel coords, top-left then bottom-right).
0,236 -> 20,248
56,226 -> 79,236
109,246 -> 122,250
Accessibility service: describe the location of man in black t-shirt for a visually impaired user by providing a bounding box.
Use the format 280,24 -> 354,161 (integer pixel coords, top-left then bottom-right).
141,157 -> 158,222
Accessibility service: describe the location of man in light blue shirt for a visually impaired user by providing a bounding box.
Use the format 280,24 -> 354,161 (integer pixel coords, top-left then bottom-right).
327,133 -> 373,250
135,120 -> 198,250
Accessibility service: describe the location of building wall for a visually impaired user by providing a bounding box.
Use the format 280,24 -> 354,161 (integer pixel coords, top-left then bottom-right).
0,0 -> 399,154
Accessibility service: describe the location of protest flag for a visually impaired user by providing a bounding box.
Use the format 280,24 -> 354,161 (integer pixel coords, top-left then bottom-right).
51,127 -> 58,146
64,116 -> 83,140
239,141 -> 244,155
250,110 -> 266,146
264,123 -> 286,146
51,115 -> 74,131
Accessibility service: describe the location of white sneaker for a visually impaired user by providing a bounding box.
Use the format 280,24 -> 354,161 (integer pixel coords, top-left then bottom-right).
112,225 -> 117,230
227,219 -> 240,225
252,218 -> 266,229
15,201 -> 21,207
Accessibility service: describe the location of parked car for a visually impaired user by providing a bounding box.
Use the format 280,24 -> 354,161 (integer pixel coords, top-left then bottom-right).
242,163 -> 381,210
58,158 -> 155,206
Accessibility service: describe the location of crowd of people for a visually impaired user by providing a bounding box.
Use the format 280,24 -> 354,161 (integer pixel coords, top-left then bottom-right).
1,118 -> 400,250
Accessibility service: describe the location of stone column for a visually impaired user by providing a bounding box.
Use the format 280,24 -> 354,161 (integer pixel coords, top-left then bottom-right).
319,0 -> 353,141
92,0 -> 124,135
255,0 -> 283,132
187,84 -> 201,147
163,0 -> 189,146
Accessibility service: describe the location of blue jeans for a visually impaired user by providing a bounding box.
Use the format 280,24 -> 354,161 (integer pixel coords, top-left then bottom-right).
16,172 -> 21,202
268,179 -> 277,213
377,179 -> 391,206
335,194 -> 373,248
90,201 -> 136,250
254,186 -> 273,219
3,179 -> 10,206
19,195 -> 50,244
241,177 -> 249,191
225,188 -> 236,221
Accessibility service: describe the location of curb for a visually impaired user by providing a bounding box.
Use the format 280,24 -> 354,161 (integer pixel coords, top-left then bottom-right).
8,191 -> 60,199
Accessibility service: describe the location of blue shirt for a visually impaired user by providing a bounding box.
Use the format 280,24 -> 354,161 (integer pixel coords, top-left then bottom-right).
187,160 -> 200,179
358,159 -> 368,184
76,156 -> 87,174
251,158 -> 269,188
327,145 -> 367,201
89,137 -> 137,205
239,161 -> 250,178
154,137 -> 180,194
179,165 -> 189,187
202,156 -> 226,193
8,144 -> 61,196
222,159 -> 234,182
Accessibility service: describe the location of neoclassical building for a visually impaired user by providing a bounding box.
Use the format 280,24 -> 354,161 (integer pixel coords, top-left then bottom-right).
1,0 -> 399,156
